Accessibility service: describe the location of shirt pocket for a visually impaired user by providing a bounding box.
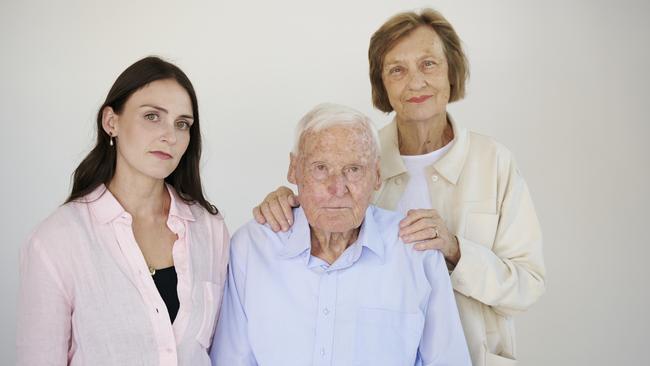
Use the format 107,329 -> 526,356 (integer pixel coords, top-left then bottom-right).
465,212 -> 499,248
196,281 -> 220,349
354,308 -> 424,366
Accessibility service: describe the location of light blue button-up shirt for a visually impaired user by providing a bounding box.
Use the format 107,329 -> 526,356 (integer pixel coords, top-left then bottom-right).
211,205 -> 470,366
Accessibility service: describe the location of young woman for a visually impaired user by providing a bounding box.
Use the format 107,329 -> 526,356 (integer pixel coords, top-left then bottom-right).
17,57 -> 228,366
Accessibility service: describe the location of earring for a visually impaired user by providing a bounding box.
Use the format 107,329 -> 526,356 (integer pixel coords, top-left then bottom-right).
109,132 -> 114,146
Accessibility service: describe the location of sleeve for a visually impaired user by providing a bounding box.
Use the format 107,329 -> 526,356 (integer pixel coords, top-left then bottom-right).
16,234 -> 72,366
418,250 -> 472,365
210,229 -> 257,366
450,157 -> 546,316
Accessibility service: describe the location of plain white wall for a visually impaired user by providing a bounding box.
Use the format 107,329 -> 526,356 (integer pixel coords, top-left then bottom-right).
1,0 -> 648,364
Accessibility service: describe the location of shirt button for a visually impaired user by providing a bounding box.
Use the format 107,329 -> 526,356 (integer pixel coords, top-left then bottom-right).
323,308 -> 329,315
166,347 -> 174,353
395,177 -> 402,185
320,347 -> 326,357
431,175 -> 439,182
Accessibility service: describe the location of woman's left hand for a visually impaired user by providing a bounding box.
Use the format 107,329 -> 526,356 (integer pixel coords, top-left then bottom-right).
399,209 -> 461,264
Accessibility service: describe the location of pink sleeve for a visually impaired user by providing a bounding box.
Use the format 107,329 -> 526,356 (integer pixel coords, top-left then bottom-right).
17,234 -> 73,366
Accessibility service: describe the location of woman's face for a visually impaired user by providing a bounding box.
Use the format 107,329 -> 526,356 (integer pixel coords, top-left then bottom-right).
381,26 -> 450,124
104,79 -> 194,182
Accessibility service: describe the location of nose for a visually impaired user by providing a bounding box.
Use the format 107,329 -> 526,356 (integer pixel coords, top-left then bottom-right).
407,69 -> 427,90
160,120 -> 177,145
326,173 -> 349,197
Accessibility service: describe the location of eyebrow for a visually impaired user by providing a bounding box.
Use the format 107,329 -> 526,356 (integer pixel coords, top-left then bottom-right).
140,104 -> 194,120
384,53 -> 440,67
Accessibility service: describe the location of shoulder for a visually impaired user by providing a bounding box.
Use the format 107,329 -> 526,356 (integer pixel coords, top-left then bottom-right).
229,219 -> 279,257
466,130 -> 514,162
23,201 -> 92,258
188,203 -> 227,232
462,130 -> 520,179
369,205 -> 403,240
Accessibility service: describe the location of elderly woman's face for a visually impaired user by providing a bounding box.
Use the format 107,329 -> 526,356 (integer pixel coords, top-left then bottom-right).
289,126 -> 381,234
382,26 -> 450,123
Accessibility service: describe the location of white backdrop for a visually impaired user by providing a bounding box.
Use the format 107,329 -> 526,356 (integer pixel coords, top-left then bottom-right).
1,0 -> 649,364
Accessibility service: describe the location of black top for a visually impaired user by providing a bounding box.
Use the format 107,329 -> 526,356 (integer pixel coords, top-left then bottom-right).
152,266 -> 180,323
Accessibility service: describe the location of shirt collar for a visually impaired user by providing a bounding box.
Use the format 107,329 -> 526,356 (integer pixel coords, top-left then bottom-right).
278,207 -> 312,259
167,185 -> 195,222
277,206 -> 386,263
88,183 -> 195,224
378,113 -> 469,185
353,206 -> 386,262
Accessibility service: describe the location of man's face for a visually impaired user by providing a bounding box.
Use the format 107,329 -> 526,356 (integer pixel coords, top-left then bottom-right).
288,125 -> 381,233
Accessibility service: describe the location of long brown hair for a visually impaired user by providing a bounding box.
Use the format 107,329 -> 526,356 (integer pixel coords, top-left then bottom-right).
66,56 -> 218,215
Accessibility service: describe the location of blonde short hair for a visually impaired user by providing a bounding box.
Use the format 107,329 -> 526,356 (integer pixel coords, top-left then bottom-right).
368,8 -> 470,113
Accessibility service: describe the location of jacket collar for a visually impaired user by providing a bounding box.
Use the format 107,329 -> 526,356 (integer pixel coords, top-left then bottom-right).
378,113 -> 469,185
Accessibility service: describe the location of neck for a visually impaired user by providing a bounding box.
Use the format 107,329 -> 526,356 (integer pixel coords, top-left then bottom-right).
310,227 -> 360,265
396,113 -> 454,155
107,170 -> 169,220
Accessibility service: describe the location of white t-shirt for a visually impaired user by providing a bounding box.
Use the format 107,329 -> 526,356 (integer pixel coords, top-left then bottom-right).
396,142 -> 452,215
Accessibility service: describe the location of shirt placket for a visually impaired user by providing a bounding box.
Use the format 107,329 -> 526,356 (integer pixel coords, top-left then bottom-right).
113,214 -> 178,366
312,267 -> 338,366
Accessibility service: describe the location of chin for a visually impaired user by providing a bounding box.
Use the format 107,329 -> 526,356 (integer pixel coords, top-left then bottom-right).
314,215 -> 361,233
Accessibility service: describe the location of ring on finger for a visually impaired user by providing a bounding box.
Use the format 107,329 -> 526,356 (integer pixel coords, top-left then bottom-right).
433,226 -> 439,239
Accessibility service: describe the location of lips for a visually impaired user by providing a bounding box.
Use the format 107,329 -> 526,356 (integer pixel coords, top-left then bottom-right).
407,95 -> 432,103
150,151 -> 173,160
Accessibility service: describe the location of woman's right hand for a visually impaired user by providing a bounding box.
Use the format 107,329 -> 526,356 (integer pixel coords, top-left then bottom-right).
252,186 -> 299,232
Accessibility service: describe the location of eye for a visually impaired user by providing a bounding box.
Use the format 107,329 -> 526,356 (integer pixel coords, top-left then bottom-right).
310,163 -> 330,181
423,60 -> 436,67
389,66 -> 403,75
144,113 -> 159,121
343,165 -> 365,181
176,120 -> 191,130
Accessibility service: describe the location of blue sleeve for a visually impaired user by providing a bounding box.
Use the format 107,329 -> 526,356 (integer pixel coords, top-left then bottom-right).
210,229 -> 257,365
418,250 -> 472,366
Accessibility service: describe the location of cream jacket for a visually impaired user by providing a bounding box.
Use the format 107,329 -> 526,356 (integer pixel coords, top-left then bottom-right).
374,117 -> 546,366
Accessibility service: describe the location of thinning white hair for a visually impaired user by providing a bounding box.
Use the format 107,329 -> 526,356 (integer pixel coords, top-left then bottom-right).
292,103 -> 380,159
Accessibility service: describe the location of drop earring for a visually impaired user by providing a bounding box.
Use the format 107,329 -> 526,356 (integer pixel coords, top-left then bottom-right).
109,132 -> 114,146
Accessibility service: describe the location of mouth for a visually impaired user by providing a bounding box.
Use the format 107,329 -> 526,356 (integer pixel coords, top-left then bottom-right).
150,151 -> 173,160
406,95 -> 432,103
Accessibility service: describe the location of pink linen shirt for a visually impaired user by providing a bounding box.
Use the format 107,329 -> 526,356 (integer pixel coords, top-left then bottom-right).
17,184 -> 229,366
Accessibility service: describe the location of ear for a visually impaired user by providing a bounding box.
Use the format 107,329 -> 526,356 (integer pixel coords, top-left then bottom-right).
287,153 -> 297,184
373,159 -> 382,191
101,106 -> 118,136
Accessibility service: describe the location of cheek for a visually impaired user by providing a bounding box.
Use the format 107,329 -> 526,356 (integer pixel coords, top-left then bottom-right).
384,81 -> 401,103
177,133 -> 191,155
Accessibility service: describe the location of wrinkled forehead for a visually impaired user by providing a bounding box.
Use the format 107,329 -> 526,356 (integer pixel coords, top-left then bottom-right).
299,125 -> 375,163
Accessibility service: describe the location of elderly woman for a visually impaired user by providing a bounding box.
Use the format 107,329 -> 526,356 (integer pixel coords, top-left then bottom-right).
212,103 -> 471,365
253,9 -> 545,366
17,57 -> 228,365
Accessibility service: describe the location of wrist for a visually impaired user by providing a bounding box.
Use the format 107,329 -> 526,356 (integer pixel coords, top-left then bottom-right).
445,236 -> 461,265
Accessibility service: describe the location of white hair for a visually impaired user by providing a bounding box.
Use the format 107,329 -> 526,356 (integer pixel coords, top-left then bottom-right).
292,103 -> 380,159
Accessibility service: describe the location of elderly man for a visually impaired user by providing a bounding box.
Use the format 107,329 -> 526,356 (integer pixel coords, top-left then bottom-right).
210,104 -> 470,365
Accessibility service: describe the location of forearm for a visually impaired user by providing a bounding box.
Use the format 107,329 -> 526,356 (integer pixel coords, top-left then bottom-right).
450,235 -> 545,315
